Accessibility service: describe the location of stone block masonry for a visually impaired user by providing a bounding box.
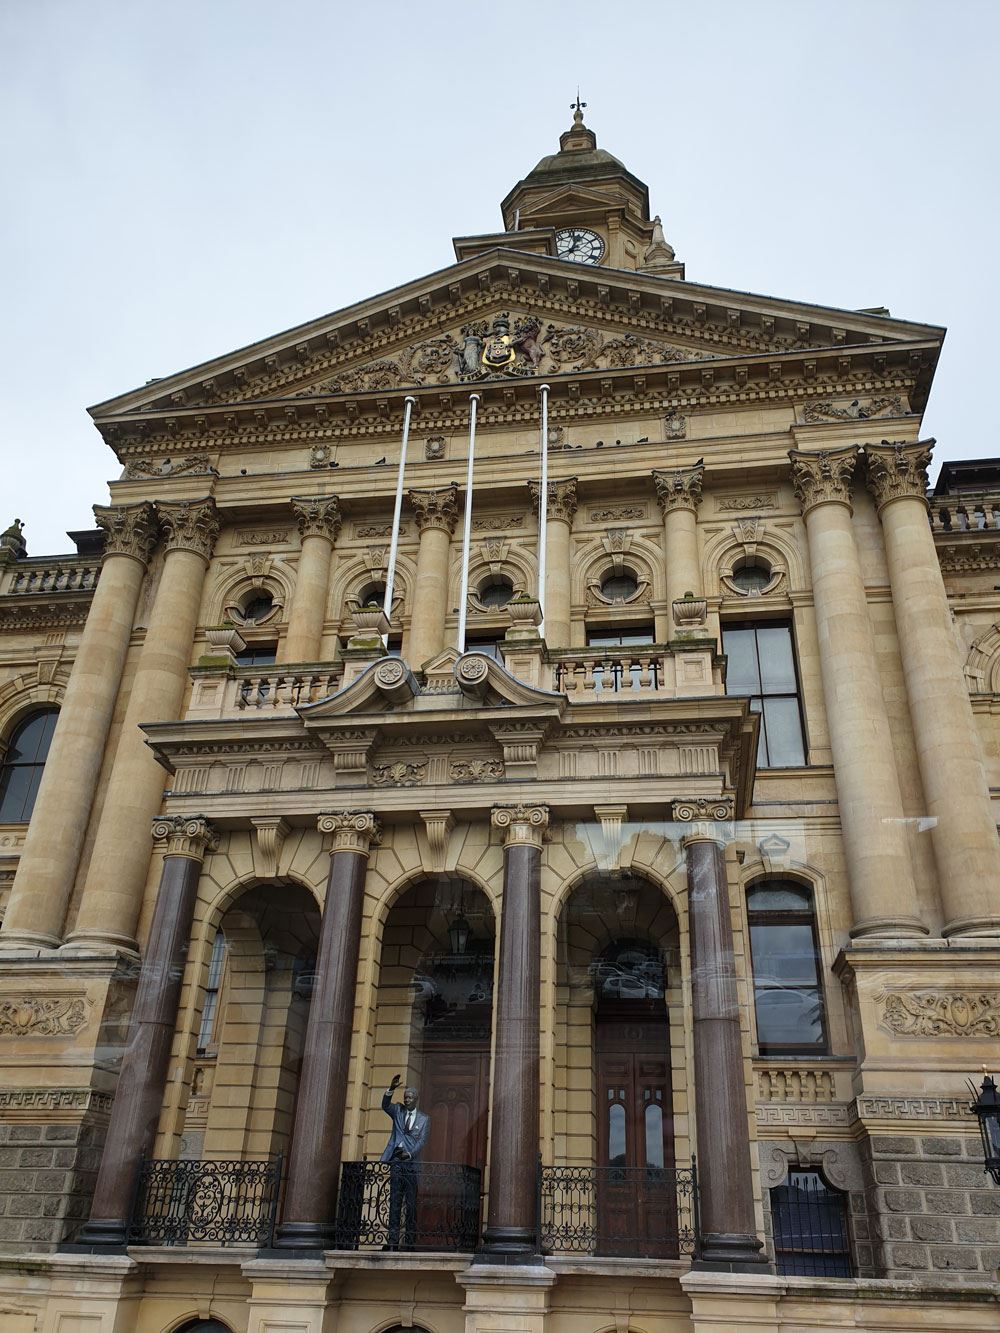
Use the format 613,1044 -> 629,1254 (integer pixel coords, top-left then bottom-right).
0,1115 -> 108,1249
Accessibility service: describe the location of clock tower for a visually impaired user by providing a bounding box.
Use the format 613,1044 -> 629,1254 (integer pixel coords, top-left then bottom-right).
454,100 -> 683,276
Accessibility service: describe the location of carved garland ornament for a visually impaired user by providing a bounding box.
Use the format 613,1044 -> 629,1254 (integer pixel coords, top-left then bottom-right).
880,990 -> 1000,1038
788,446 -> 859,514
93,501 -> 159,566
0,997 -> 89,1038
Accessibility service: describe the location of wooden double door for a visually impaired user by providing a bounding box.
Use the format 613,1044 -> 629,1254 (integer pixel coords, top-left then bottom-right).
596,1002 -> 677,1256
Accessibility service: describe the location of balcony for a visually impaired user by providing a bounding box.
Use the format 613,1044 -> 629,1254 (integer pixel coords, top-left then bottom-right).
129,1156 -> 283,1247
2,559 -> 100,595
538,1162 -> 700,1260
334,1160 -> 482,1253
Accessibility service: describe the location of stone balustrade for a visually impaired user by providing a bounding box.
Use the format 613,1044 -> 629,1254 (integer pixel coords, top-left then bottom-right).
186,665 -> 342,719
930,493 -> 1000,533
1,559 -> 99,596
550,643 -> 722,699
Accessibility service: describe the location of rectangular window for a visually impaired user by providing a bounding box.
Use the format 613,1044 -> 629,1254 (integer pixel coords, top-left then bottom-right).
197,930 -> 228,1054
235,642 -> 278,667
747,883 -> 827,1055
722,621 -> 806,767
770,1169 -> 852,1277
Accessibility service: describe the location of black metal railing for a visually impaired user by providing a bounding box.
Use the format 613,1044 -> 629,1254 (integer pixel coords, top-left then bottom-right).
538,1160 -> 700,1259
129,1156 -> 282,1247
334,1160 -> 481,1252
770,1169 -> 852,1277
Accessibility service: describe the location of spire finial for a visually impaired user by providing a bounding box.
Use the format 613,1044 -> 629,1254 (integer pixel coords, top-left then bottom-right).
570,89 -> 587,124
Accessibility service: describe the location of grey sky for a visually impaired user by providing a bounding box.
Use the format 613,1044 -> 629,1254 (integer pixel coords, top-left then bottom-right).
2,0 -> 998,555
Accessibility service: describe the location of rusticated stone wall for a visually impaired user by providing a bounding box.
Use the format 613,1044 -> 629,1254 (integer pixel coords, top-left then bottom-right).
0,1107 -> 109,1249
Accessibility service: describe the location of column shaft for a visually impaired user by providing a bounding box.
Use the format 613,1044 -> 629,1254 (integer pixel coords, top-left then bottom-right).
685,828 -> 766,1270
2,506 -> 156,947
274,812 -> 379,1250
543,518 -> 572,648
408,486 -> 458,669
655,465 -> 705,613
280,535 -> 334,664
74,816 -> 215,1247
868,443 -> 1000,936
790,449 -> 924,937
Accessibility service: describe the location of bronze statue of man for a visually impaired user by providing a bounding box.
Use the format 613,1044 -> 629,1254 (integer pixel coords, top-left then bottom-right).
380,1073 -> 430,1249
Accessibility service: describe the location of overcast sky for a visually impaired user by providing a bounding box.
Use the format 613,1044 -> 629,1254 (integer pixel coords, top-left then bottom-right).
2,0 -> 998,555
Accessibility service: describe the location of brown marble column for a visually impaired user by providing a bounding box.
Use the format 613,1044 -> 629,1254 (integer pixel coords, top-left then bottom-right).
273,811 -> 381,1251
480,803 -> 548,1260
73,815 -> 217,1249
679,799 -> 767,1272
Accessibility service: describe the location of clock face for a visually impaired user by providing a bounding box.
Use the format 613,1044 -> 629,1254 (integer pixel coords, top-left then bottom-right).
556,227 -> 605,265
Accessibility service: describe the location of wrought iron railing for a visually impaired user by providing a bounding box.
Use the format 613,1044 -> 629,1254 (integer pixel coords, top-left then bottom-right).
129,1156 -> 282,1247
538,1160 -> 700,1259
769,1168 -> 852,1277
334,1160 -> 481,1252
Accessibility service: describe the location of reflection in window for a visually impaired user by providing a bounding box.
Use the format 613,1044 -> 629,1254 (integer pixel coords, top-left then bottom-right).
608,1099 -> 626,1166
722,621 -> 806,767
197,930 -> 228,1054
770,1168 -> 852,1276
591,939 -> 666,1001
644,1100 -> 664,1168
0,708 -> 59,824
747,882 -> 826,1054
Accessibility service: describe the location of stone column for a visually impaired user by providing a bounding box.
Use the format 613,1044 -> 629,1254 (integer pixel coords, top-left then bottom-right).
679,799 -> 767,1272
1,504 -> 159,949
528,478 -> 577,649
74,815 -> 217,1248
866,441 -> 1000,937
654,463 -> 705,613
407,485 -> 458,669
481,803 -> 548,1259
789,448 -> 925,938
65,499 -> 220,953
279,496 -> 341,665
274,811 -> 380,1250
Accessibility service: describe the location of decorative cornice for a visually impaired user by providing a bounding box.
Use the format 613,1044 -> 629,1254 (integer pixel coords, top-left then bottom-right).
0,603 -> 90,632
491,803 -> 550,850
151,814 -> 220,861
291,495 -> 342,544
528,477 -> 578,524
865,439 -> 934,514
653,463 -> 704,514
157,498 -> 220,562
408,484 -> 460,535
789,445 -> 859,514
317,809 -> 382,855
93,501 -> 159,567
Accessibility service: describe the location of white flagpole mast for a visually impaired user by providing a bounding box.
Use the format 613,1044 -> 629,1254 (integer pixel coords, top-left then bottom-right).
457,393 -> 480,654
382,394 -> 416,647
538,384 -> 550,639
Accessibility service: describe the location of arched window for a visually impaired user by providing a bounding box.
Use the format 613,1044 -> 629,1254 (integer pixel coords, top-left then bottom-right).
0,708 -> 59,824
196,930 -> 228,1054
770,1167 -> 852,1276
746,880 -> 826,1054
176,1320 -> 232,1333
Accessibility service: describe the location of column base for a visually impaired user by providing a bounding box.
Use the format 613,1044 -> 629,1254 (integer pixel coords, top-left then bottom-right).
475,1224 -> 539,1263
849,916 -> 929,941
60,930 -> 139,957
62,1217 -> 129,1252
0,928 -> 62,952
692,1231 -> 770,1272
271,1220 -> 335,1252
942,915 -> 1000,939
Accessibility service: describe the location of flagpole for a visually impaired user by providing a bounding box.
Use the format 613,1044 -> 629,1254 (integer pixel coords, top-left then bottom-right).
538,384 -> 550,639
382,395 -> 415,647
457,393 -> 480,654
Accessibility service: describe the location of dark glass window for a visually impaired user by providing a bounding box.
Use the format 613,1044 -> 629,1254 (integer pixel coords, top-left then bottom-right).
747,881 -> 826,1054
722,621 -> 806,767
235,642 -> 277,667
0,709 -> 59,824
241,591 -> 274,623
586,626 -> 655,648
197,930 -> 228,1054
730,560 -> 771,595
600,572 -> 638,602
478,576 -> 514,608
770,1168 -> 852,1276
465,634 -> 503,661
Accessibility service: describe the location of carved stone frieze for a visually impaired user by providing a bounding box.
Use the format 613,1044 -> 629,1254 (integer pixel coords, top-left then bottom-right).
789,445 -> 859,514
369,759 -> 427,788
663,411 -> 687,440
234,528 -> 292,547
491,804 -> 550,849
800,394 -> 906,423
528,477 -> 578,524
879,990 -> 1000,1038
653,463 -> 704,514
0,996 -> 89,1038
864,440 -> 933,513
0,603 -> 90,633
317,810 -> 381,855
291,495 -> 342,543
852,1095 -> 969,1121
450,759 -> 505,783
122,454 -> 216,480
473,515 -> 522,532
93,501 -> 159,566
588,505 -> 647,523
151,814 -> 220,861
0,1087 -> 113,1114
157,498 -> 220,562
716,493 -> 777,513
409,484 -> 459,534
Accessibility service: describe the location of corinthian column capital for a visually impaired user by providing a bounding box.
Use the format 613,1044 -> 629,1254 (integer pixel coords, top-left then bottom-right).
151,814 -> 219,861
528,477 -> 578,524
157,498 -> 220,562
93,502 -> 159,567
317,810 -> 382,855
491,803 -> 550,850
653,463 -> 704,514
789,446 -> 859,515
864,440 -> 933,514
291,495 -> 342,543
408,484 -> 459,534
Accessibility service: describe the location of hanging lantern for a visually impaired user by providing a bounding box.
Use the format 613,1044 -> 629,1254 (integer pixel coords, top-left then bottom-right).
968,1074 -> 1000,1185
448,912 -> 472,958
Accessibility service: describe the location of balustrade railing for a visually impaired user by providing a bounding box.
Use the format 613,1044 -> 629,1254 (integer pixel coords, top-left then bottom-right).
3,561 -> 99,596
236,667 -> 340,711
931,495 -> 1000,534
538,1160 -> 700,1259
129,1156 -> 282,1247
554,651 -> 665,696
334,1160 -> 481,1252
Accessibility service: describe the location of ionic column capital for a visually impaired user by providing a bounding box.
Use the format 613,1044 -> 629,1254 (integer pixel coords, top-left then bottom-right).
789,445 -> 860,515
93,502 -> 159,568
157,498 -> 220,562
653,463 -> 704,514
151,814 -> 219,862
491,803 -> 550,850
864,439 -> 933,515
674,796 -> 735,846
408,484 -> 459,534
528,477 -> 577,524
317,810 -> 382,856
291,495 -> 342,544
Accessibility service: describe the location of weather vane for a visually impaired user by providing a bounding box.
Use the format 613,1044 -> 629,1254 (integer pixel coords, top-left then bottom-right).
571,89 -> 587,117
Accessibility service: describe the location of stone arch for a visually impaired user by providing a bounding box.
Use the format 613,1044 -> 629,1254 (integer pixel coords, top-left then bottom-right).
448,537 -> 536,613
702,519 -> 804,600
207,560 -> 292,630
0,664 -> 70,740
964,623 -> 1000,693
164,1315 -> 234,1333
331,549 -> 414,624
573,533 -> 663,610
735,849 -> 835,984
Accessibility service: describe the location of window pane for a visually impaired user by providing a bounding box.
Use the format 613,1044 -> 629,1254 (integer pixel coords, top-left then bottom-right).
6,710 -> 58,764
615,630 -> 655,646
750,923 -> 819,984
756,626 -> 797,693
0,764 -> 35,823
747,884 -> 812,912
608,1103 -> 626,1166
723,628 -> 760,694
754,985 -> 825,1048
761,697 -> 805,767
644,1103 -> 664,1168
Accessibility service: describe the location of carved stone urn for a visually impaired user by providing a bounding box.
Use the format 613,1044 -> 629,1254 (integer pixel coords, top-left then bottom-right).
671,592 -> 709,639
200,624 -> 247,667
505,596 -> 543,638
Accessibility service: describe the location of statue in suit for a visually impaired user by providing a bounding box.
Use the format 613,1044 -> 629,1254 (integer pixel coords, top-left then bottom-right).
381,1073 -> 430,1249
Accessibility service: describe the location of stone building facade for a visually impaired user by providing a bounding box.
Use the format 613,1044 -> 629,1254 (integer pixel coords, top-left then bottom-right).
0,110 -> 997,1330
